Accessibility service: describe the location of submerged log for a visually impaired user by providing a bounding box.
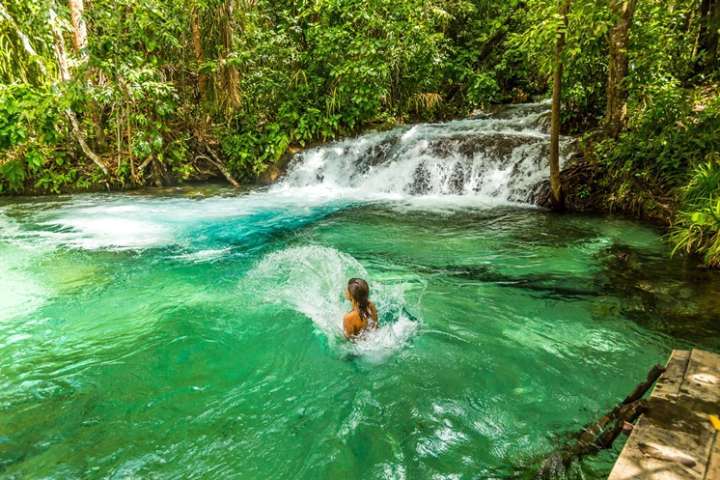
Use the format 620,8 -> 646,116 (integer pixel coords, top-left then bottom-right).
622,364 -> 665,404
535,364 -> 665,479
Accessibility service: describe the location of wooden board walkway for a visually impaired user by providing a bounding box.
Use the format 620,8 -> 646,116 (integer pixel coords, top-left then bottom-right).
608,349 -> 720,480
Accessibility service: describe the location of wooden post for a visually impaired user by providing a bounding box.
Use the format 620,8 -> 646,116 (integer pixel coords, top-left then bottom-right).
535,363 -> 664,479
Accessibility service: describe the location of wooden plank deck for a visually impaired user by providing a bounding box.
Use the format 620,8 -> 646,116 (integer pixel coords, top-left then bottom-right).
608,349 -> 720,480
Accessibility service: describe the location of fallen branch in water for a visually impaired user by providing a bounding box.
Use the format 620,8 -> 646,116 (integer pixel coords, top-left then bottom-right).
535,364 -> 665,479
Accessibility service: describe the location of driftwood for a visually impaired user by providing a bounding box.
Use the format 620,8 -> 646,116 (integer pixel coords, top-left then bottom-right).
621,364 -> 665,404
535,364 -> 665,479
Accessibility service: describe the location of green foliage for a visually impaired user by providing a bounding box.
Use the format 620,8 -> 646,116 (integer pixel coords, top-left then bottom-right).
671,158 -> 720,267
593,86 -> 720,267
683,153 -> 720,205
0,84 -> 68,193
466,72 -> 500,108
0,0 -> 55,84
597,85 -> 720,187
0,0 -> 551,194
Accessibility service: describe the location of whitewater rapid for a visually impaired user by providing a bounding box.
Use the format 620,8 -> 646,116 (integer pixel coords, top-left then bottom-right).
275,101 -> 568,202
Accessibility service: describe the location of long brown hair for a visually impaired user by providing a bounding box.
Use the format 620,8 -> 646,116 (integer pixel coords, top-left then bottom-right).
347,278 -> 371,321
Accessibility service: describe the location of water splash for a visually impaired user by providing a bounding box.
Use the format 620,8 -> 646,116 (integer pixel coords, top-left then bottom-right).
245,245 -> 419,361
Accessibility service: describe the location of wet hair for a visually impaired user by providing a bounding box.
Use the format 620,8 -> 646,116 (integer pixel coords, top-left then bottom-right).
347,278 -> 371,321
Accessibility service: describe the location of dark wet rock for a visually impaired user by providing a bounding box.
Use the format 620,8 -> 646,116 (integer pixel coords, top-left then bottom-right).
410,163 -> 431,194
531,154 -> 597,211
414,263 -> 599,299
257,146 -> 301,185
427,134 -> 541,160
596,242 -> 720,345
448,162 -> 465,194
365,137 -> 400,166
352,136 -> 401,175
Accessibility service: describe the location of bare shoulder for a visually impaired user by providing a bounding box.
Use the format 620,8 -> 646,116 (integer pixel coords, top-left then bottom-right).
343,310 -> 359,327
343,311 -> 360,338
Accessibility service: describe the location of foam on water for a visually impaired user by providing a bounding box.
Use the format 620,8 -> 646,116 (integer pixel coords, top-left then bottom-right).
0,192 -> 350,252
44,216 -> 174,250
0,251 -> 48,323
170,247 -> 234,263
0,210 -> 50,323
245,245 -> 419,361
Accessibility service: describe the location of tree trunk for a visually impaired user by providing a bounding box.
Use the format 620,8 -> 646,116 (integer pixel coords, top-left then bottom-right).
200,147 -> 240,188
549,0 -> 571,210
49,7 -> 109,176
605,0 -> 638,138
68,0 -> 87,55
696,0 -> 720,72
190,6 -> 207,98
222,1 -> 241,108
68,0 -> 107,151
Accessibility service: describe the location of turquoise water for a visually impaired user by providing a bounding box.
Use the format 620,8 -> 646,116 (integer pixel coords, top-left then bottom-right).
1,186 -> 720,479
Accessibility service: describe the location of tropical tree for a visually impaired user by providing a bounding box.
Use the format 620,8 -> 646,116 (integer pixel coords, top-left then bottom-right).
549,0 -> 572,209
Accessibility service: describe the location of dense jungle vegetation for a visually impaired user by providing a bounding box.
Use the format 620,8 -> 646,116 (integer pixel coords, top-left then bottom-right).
0,0 -> 719,265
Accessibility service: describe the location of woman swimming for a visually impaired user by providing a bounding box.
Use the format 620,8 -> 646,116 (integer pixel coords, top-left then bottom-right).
343,278 -> 379,340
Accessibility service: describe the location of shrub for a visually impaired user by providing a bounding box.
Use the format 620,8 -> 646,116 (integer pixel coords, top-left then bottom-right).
671,157 -> 720,267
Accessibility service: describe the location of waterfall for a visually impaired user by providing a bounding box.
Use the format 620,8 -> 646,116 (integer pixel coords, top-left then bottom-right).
276,102 -> 571,204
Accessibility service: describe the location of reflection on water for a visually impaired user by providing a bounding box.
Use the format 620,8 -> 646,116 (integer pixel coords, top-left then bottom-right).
1,186 -> 719,479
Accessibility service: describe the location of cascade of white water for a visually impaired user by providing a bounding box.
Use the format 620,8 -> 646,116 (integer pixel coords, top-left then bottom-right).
276,102 -> 571,204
